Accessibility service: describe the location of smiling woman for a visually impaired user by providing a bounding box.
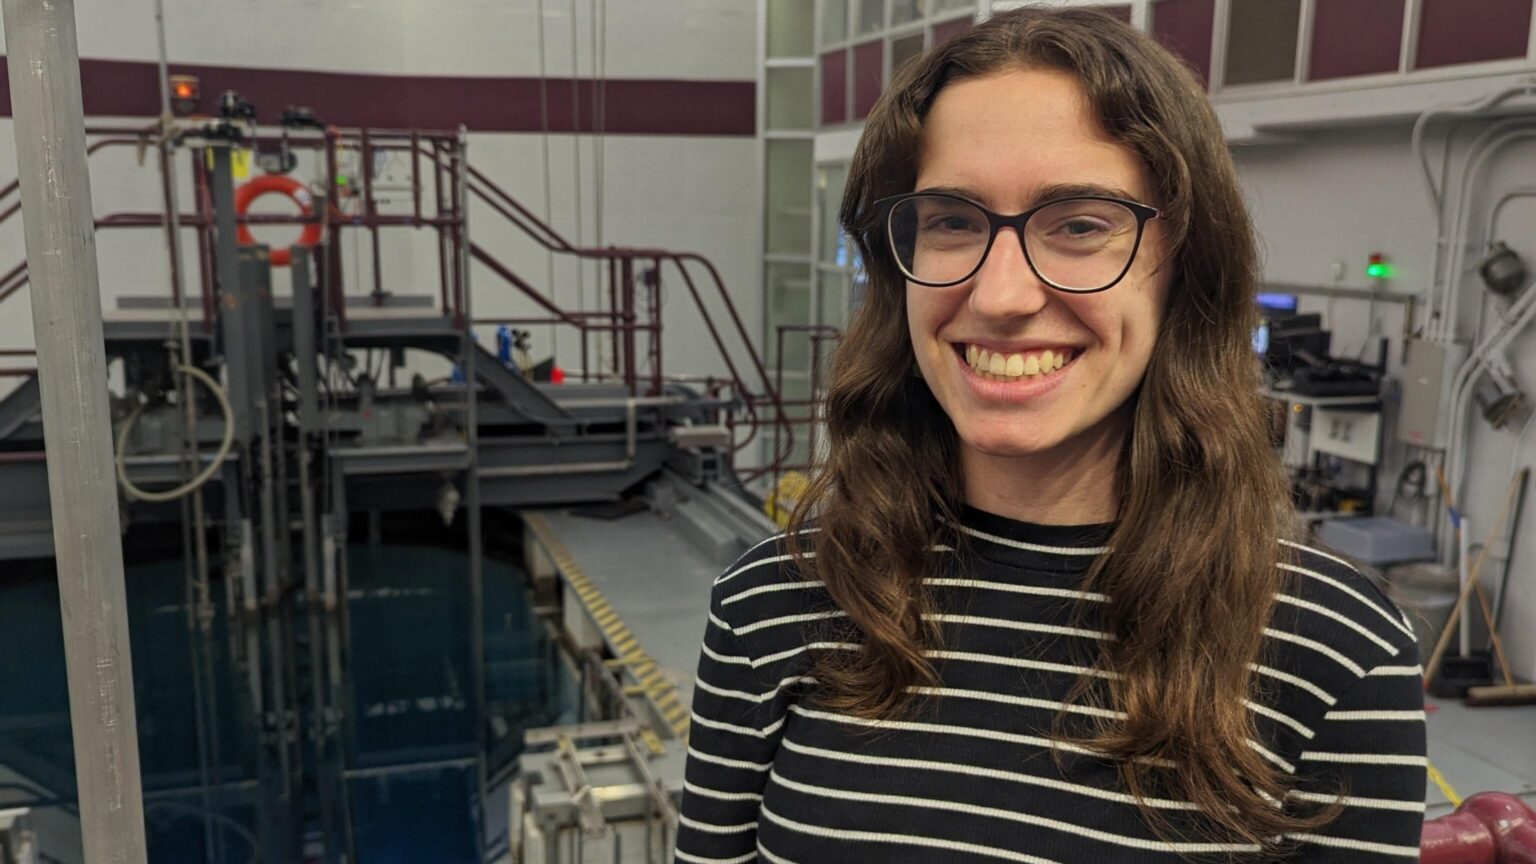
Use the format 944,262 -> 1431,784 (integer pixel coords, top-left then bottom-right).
675,7 -> 1426,864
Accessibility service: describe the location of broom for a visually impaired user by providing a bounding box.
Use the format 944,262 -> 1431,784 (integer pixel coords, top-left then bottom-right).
1423,467 -> 1536,706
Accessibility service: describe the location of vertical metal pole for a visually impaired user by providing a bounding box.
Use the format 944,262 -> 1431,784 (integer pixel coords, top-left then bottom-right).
191,149 -> 216,330
361,127 -> 384,305
621,256 -> 636,395
649,257 -> 662,396
434,139 -> 450,318
457,127 -> 490,859
0,1 -> 149,861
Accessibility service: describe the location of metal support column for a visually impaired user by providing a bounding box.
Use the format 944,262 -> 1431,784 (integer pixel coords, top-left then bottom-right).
0,1 -> 149,861
457,128 -> 490,857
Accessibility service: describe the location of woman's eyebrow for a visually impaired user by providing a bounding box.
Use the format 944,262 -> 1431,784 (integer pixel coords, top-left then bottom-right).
1031,182 -> 1139,204
910,182 -> 1143,210
913,183 -> 989,203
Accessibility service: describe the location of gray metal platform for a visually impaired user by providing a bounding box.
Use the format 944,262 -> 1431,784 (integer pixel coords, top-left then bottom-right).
529,506 -> 728,715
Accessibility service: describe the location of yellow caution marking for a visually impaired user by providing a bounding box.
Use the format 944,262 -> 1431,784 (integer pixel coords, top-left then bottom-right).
1427,759 -> 1461,808
523,511 -> 692,741
639,728 -> 666,756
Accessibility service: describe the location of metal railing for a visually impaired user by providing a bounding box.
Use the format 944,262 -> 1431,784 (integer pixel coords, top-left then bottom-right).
0,122 -> 807,479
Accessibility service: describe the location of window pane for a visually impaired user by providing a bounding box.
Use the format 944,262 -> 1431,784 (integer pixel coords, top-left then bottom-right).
1223,0 -> 1301,86
1089,4 -> 1132,23
818,163 -> 850,265
932,14 -> 973,47
1152,0 -> 1215,86
853,39 -> 885,118
820,49 -> 849,125
767,0 -> 815,57
931,0 -> 973,12
1309,0 -> 1404,80
892,0 -> 923,26
767,66 -> 814,129
821,0 -> 848,44
858,0 -> 884,34
819,270 -> 851,329
891,32 -> 925,79
766,140 -> 814,255
766,263 -> 813,370
1415,0 -> 1531,69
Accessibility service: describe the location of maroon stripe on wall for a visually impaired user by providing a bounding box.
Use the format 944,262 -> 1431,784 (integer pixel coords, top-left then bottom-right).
0,57 -> 756,136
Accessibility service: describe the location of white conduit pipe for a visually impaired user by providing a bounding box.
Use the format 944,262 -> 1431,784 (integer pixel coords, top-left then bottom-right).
1433,124 -> 1536,556
1432,125 -> 1536,343
116,364 -> 236,503
1429,125 -> 1536,467
1409,84 -> 1536,339
1442,285 -> 1536,561
1412,82 -> 1536,210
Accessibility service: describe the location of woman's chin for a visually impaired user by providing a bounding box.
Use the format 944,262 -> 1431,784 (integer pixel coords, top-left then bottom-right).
957,428 -> 1065,459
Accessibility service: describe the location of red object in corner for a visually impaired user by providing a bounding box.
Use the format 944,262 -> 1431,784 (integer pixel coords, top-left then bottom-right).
1421,792 -> 1536,864
550,366 -> 565,384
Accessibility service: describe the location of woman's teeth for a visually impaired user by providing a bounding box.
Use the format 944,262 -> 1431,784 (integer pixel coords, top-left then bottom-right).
963,345 -> 1074,381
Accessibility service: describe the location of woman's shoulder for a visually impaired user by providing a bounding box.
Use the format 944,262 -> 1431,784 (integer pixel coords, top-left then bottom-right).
708,525 -> 827,626
1265,536 -> 1423,693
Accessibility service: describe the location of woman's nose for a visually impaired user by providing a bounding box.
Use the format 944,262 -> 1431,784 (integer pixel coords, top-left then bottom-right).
968,227 -> 1051,321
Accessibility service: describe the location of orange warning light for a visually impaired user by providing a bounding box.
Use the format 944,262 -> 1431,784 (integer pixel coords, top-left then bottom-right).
169,74 -> 200,116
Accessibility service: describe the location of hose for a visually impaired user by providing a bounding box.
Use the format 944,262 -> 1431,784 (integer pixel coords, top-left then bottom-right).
116,364 -> 235,503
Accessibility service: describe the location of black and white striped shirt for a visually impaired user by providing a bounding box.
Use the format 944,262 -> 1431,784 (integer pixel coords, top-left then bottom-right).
675,506 -> 1427,863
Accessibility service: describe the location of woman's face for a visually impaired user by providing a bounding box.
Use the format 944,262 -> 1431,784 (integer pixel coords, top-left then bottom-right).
907,66 -> 1172,462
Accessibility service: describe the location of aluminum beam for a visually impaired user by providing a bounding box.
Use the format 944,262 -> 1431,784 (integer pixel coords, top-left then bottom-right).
0,0 -> 149,860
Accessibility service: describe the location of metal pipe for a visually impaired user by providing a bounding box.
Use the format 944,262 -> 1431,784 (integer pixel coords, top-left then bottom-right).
191,148 -> 216,330
434,139 -> 450,317
323,129 -> 347,331
479,460 -> 633,478
0,272 -> 29,305
608,257 -> 620,379
456,127 -> 490,861
449,140 -> 466,327
411,129 -> 422,224
621,256 -> 636,395
0,1 -> 149,860
361,128 -> 384,304
468,243 -> 586,327
650,257 -> 663,396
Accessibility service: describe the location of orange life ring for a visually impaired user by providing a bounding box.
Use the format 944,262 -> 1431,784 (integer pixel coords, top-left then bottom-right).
235,174 -> 322,266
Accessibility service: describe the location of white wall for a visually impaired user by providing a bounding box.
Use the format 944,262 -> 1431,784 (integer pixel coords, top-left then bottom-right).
0,0 -> 759,394
1233,121 -> 1536,680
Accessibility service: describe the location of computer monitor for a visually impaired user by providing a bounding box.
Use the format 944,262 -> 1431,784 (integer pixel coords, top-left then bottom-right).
1257,292 -> 1299,317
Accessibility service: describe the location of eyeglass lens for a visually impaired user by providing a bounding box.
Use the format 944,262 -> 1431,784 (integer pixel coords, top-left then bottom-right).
888,195 -> 1143,291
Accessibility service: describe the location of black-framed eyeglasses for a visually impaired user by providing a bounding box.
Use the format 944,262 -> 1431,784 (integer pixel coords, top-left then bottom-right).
874,192 -> 1161,293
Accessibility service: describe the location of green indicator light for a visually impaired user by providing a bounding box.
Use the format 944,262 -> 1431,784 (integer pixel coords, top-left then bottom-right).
1366,263 -> 1392,278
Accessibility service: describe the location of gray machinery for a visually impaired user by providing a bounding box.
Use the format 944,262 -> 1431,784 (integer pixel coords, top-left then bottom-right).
0,103 -> 806,863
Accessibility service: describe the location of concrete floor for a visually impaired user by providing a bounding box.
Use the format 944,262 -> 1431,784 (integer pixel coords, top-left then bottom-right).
1424,696 -> 1536,815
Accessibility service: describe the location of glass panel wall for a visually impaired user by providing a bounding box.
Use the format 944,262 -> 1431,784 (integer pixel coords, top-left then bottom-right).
766,66 -> 815,129
767,0 -> 816,57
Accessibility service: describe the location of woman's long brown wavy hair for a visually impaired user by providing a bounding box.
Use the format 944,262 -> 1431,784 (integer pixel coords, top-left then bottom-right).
786,5 -> 1324,850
